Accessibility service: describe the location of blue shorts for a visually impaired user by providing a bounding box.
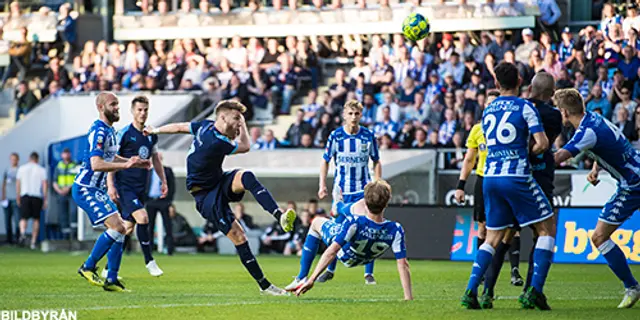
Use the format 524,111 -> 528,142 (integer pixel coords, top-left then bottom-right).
72,184 -> 119,227
192,170 -> 244,235
483,176 -> 554,230
117,186 -> 145,222
600,187 -> 640,225
343,191 -> 364,204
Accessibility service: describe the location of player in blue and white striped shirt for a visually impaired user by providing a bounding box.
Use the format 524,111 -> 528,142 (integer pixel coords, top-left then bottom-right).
73,92 -> 150,292
318,100 -> 382,284
554,88 -> 640,308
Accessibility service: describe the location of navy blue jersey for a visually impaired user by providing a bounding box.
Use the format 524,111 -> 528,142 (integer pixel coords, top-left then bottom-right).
75,119 -> 118,190
186,120 -> 238,192
333,215 -> 406,267
564,112 -> 640,189
115,124 -> 158,192
482,96 -> 544,177
527,99 -> 563,194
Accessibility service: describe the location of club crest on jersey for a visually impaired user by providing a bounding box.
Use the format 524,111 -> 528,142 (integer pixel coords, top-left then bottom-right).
139,146 -> 150,159
360,142 -> 369,153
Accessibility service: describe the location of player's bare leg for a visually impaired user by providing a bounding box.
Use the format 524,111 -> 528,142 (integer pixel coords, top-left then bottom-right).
227,220 -> 287,295
462,228 -> 506,309
286,217 -> 328,291
592,221 -> 640,308
519,218 -> 556,310
232,170 -> 296,231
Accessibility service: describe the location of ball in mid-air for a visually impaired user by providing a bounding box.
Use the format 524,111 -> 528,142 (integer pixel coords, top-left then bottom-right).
402,13 -> 430,42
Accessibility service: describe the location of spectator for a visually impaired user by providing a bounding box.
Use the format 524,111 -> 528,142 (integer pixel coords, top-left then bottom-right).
631,105 -> 640,148
412,128 -> 429,148
181,55 -> 207,88
285,109 -> 314,147
223,73 -> 252,119
405,91 -> 428,124
623,4 -> 640,35
586,85 -> 611,118
300,133 -> 314,148
349,55 -> 371,83
600,3 -> 623,40
234,203 -> 257,230
395,121 -> 415,149
52,148 -> 77,240
14,81 -> 38,123
256,129 -> 281,150
146,156 -> 176,255
2,27 -> 31,85
595,65 -> 613,98
613,87 -> 638,124
2,153 -> 20,244
305,199 -> 326,217
168,204 -> 197,247
541,51 -> 563,79
271,57 -> 297,115
56,3 -> 77,64
488,30 -> 512,61
313,113 -> 333,148
617,106 -> 637,142
408,50 -> 429,86
398,77 -> 419,108
438,108 -> 457,145
250,127 -> 262,150
48,81 -> 64,98
557,27 -> 576,66
225,35 -> 248,71
302,90 -> 321,125
516,28 -> 540,64
260,219 -> 291,254
575,69 -> 592,99
569,50 -> 592,78
370,54 -> 394,87
618,46 -> 640,81
352,73 -> 373,104
473,32 -> 494,64
537,0 -> 562,41
439,33 -> 455,61
439,52 -> 465,85
577,25 -> 599,61
16,152 -> 47,250
379,133 -> 398,150
455,32 -> 475,61
623,28 -> 640,53
247,67 -> 270,111
482,53 -> 498,88
497,0 -> 526,17
373,106 -> 399,139
44,57 -> 70,91
247,37 -> 265,70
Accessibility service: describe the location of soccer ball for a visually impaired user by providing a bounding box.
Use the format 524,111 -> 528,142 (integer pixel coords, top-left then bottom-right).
402,13 -> 430,42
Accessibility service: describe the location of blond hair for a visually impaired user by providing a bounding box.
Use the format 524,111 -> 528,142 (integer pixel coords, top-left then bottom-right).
344,100 -> 364,112
215,100 -> 247,115
553,88 -> 585,116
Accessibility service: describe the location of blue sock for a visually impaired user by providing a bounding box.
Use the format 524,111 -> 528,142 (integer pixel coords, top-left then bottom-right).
466,243 -> 495,295
106,231 -> 125,283
137,224 -> 153,264
84,229 -> 118,269
531,236 -> 555,293
599,239 -> 639,288
241,171 -> 280,217
483,241 -> 510,296
297,232 -> 320,280
327,258 -> 337,273
365,261 -> 374,275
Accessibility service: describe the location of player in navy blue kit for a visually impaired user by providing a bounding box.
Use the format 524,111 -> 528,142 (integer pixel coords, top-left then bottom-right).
144,100 -> 296,295
554,88 -> 640,308
289,180 -> 413,300
479,72 -> 563,308
317,100 -> 381,285
74,92 -> 150,292
103,95 -> 165,278
461,63 -> 556,310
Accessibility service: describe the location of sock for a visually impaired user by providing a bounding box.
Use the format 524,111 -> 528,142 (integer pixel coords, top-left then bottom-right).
524,237 -> 537,291
298,231 -> 321,280
466,243 -> 495,295
106,231 -> 126,283
531,236 -> 555,293
509,236 -> 521,271
241,171 -> 281,219
483,241 -> 509,297
236,242 -> 271,290
327,258 -> 337,273
84,229 -> 119,269
137,224 -> 153,264
476,237 -> 485,251
599,239 -> 639,288
365,261 -> 374,276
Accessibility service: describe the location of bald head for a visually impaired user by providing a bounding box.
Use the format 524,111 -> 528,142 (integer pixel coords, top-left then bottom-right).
530,72 -> 555,102
96,91 -> 120,124
96,91 -> 117,107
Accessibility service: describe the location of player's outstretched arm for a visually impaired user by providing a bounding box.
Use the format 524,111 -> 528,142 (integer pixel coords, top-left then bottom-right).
90,156 -> 149,172
151,152 -> 169,198
144,123 -> 191,135
396,258 -> 413,301
454,147 -> 477,204
530,131 -> 549,155
295,242 -> 341,296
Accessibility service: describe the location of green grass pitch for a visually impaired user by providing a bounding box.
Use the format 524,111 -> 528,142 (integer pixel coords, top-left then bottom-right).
1,248 -> 640,319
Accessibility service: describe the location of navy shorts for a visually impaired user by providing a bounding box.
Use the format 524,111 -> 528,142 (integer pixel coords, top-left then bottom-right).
72,184 -> 119,227
117,186 -> 145,222
192,170 -> 245,235
483,176 -> 554,230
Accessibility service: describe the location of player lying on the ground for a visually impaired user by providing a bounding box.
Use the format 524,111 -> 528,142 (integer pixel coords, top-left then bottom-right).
144,100 -> 296,295
286,180 -> 413,300
553,88 -> 640,308
317,100 -> 381,285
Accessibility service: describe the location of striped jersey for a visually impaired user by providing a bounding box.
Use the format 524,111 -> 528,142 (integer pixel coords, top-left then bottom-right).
563,112 -> 640,189
74,119 -> 119,189
323,126 -> 380,195
482,96 -> 543,177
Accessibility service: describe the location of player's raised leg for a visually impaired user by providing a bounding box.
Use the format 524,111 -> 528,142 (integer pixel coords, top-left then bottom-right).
231,169 -> 296,232
286,217 -> 328,291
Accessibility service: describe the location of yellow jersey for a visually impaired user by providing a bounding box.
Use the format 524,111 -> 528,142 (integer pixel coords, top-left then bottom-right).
465,123 -> 487,177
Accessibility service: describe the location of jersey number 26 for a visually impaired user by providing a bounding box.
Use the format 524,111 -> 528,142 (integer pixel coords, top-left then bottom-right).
484,112 -> 516,146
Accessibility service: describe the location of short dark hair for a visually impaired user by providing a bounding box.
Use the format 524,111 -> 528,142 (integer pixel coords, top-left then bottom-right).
10,152 -> 19,159
215,100 -> 247,115
131,95 -> 149,108
487,90 -> 501,98
30,152 -> 39,161
62,148 -> 71,154
494,62 -> 519,90
308,199 -> 318,204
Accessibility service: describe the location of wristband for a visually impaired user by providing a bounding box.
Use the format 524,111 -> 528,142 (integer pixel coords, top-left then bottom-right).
456,180 -> 466,190
151,128 -> 160,134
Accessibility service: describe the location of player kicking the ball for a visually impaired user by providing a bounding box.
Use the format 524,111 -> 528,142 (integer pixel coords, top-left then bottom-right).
317,100 -> 381,285
553,88 -> 640,308
102,95 -> 165,278
287,180 -> 412,300
75,92 -> 150,292
144,100 -> 296,295
461,62 -> 556,310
